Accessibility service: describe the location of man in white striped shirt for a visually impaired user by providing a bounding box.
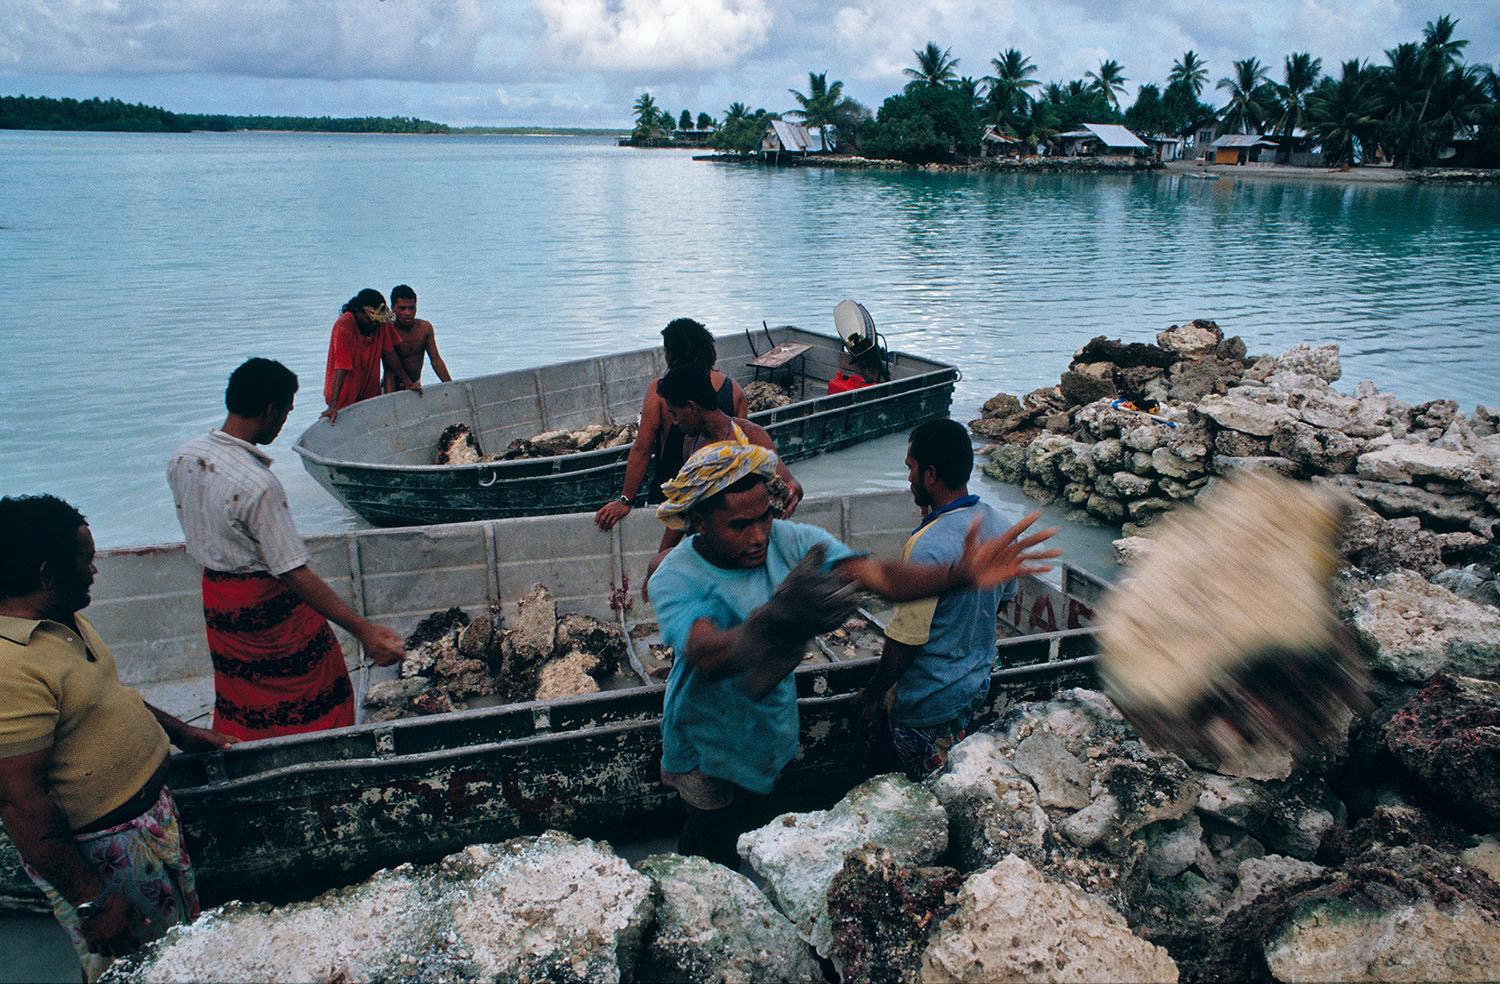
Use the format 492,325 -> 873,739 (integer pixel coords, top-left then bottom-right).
167,358 -> 404,740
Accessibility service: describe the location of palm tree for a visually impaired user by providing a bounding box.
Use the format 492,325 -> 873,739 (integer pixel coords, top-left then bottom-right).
788,71 -> 851,149
1274,52 -> 1323,161
983,48 -> 1040,132
1085,59 -> 1128,112
1170,50 -> 1209,97
1307,60 -> 1376,165
632,92 -> 662,140
1217,57 -> 1272,133
905,42 -> 959,90
723,102 -> 750,126
1422,14 -> 1468,70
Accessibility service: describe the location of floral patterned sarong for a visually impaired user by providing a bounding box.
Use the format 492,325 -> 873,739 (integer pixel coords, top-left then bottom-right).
20,786 -> 200,982
889,679 -> 991,781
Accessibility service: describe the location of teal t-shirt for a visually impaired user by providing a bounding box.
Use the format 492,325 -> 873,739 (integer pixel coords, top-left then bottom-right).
648,520 -> 857,794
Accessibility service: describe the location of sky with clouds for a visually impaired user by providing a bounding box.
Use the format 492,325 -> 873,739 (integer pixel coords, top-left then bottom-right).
3,0 -> 1497,128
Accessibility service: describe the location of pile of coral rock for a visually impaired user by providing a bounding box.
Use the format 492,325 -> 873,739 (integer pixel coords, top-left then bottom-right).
973,319 -> 1500,611
110,673 -> 1500,983
433,381 -> 796,465
436,421 -> 636,464
362,584 -> 627,720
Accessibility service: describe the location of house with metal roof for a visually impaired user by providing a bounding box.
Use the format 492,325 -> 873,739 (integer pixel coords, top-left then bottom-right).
980,124 -> 1022,158
760,120 -> 828,156
1208,133 -> 1280,165
1055,123 -> 1148,157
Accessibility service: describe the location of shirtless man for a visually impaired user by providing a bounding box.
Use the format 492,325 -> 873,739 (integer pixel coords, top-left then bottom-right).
383,284 -> 452,393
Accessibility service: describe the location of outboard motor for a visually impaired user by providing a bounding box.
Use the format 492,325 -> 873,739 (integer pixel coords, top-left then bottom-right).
833,299 -> 891,382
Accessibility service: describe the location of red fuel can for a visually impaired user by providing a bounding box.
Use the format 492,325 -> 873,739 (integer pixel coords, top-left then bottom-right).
828,372 -> 868,395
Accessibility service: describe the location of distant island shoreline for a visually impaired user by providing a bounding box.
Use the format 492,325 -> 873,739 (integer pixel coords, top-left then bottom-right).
0,93 -> 625,137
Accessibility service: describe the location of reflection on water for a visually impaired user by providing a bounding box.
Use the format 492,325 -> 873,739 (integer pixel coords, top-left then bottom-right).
1,131 -> 1496,548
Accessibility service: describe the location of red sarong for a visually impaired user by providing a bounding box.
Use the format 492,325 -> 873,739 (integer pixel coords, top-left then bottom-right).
201,570 -> 354,740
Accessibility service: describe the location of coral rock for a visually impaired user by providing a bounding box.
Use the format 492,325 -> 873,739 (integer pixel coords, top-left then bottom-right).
634,853 -> 820,984
918,855 -> 1179,984
739,774 -> 947,958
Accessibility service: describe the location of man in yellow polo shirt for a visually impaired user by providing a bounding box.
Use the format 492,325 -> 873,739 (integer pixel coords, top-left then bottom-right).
854,419 -> 1038,779
0,494 -> 234,982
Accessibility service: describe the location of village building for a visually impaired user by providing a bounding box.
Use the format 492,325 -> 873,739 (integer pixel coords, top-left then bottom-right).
980,125 -> 1022,158
1143,134 -> 1185,161
1207,133 -> 1281,165
1054,123 -> 1148,157
759,120 -> 827,159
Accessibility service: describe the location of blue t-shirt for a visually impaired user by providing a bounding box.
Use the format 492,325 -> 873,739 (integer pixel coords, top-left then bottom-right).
883,499 -> 1016,728
648,520 -> 857,794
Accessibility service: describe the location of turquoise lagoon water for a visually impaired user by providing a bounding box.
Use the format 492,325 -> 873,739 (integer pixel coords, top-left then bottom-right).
1,129 -> 1498,556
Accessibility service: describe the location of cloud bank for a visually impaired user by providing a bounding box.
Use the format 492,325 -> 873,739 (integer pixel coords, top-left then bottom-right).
1,0 -> 1495,126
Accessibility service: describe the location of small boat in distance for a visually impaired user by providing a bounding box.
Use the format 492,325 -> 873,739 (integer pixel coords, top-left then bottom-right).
293,322 -> 958,527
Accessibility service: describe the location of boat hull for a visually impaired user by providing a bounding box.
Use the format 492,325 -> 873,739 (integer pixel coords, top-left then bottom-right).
294,326 -> 958,526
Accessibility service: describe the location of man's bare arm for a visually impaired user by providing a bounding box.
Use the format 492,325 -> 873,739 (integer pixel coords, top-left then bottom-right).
0,751 -> 148,953
595,387 -> 663,531
837,511 -> 1060,602
424,323 -> 452,383
740,419 -> 804,512
278,566 -> 406,666
144,704 -> 236,751
321,369 -> 349,423
852,637 -> 922,719
380,349 -> 421,395
681,616 -> 754,679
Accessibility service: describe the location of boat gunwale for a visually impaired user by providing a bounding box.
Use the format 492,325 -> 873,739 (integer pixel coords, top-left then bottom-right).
166,626 -> 1100,791
290,330 -> 958,475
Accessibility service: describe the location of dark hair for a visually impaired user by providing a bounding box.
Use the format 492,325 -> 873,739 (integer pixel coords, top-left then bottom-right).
0,494 -> 87,599
689,473 -> 767,523
909,418 -> 974,489
658,366 -> 719,410
390,284 -> 416,303
226,358 -> 299,416
342,288 -> 387,314
661,318 -> 716,371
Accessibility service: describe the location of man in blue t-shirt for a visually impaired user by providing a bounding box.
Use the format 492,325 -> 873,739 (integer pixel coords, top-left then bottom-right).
853,418 -> 1026,779
648,434 -> 1058,866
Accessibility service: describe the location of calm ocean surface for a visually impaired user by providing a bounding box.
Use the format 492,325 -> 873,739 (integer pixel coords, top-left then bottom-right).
2,130 -> 1498,556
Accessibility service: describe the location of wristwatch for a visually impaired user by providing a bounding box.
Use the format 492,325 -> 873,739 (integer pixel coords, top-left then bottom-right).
75,886 -> 113,920
617,495 -> 632,506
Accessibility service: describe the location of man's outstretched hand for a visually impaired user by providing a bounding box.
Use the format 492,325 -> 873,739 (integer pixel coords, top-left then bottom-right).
952,510 -> 1061,590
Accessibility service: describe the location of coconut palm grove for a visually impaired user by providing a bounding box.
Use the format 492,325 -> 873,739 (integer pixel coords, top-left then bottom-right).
627,13 -> 1499,168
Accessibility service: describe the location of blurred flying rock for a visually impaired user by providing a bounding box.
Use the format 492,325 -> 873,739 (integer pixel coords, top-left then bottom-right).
1098,471 -> 1370,771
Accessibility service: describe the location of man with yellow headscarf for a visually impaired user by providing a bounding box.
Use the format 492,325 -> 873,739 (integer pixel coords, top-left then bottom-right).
648,435 -> 1060,867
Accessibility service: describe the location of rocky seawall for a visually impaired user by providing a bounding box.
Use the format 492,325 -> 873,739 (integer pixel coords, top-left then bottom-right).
973,320 -> 1499,612
108,674 -> 1500,983
696,153 -> 1162,174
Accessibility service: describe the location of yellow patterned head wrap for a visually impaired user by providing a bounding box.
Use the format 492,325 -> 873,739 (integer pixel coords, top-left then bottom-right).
657,439 -> 780,530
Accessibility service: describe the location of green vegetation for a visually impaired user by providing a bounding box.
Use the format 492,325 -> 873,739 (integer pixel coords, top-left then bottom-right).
786,72 -> 867,151
0,93 -> 451,133
682,11 -> 1498,168
709,102 -> 776,153
1,94 -> 189,131
621,93 -> 717,146
454,126 -> 626,136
